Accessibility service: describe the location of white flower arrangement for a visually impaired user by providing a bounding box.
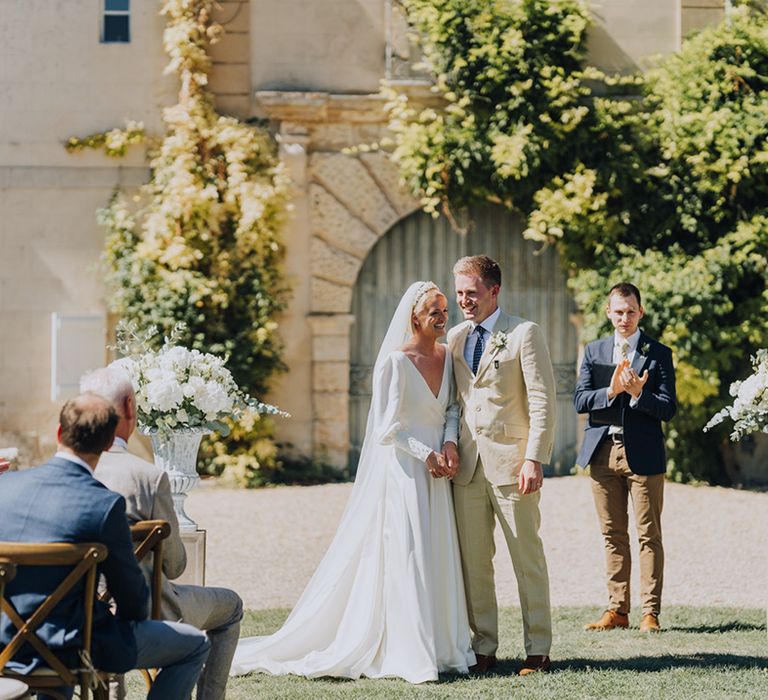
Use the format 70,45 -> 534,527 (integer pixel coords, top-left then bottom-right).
113,321 -> 286,435
704,349 -> 768,440
488,331 -> 508,352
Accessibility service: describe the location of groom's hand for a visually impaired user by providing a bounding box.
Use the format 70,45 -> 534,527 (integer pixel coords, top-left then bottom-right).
518,460 -> 543,495
442,442 -> 459,479
426,451 -> 450,478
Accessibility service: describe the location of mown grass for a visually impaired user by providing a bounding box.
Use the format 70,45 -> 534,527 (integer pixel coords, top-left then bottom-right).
125,605 -> 767,699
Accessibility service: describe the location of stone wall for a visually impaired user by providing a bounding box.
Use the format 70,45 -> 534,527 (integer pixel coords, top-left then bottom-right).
257,92 -> 420,466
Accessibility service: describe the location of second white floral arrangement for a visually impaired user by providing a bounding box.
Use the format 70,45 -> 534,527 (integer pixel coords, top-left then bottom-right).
113,322 -> 286,435
704,348 -> 768,441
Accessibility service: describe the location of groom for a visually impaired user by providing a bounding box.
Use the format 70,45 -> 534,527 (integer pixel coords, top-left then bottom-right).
443,255 -> 557,676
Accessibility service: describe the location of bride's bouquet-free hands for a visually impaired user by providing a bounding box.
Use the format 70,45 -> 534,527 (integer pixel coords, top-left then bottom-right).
704,348 -> 768,440
112,320 -> 288,436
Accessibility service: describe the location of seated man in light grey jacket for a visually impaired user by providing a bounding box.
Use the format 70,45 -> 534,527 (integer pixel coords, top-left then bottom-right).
81,366 -> 243,700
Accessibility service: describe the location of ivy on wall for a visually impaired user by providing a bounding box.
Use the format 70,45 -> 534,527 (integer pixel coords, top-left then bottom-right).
388,0 -> 768,483
68,0 -> 291,486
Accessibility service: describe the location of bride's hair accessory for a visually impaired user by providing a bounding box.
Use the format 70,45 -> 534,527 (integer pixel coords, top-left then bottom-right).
411,281 -> 439,312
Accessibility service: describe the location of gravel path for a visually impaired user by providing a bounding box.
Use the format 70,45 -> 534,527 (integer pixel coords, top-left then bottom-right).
186,476 -> 767,612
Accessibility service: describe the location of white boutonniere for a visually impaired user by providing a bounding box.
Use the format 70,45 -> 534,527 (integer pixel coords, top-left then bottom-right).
640,342 -> 650,356
489,331 -> 508,352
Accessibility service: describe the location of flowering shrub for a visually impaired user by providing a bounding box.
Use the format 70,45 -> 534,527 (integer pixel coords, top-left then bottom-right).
704,350 -> 768,441
68,0 -> 291,485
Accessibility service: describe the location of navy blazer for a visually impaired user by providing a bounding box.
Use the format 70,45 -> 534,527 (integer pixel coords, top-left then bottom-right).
0,457 -> 150,674
573,332 -> 677,475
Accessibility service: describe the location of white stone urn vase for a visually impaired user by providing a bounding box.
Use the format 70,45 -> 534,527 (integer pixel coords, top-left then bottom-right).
149,429 -> 208,531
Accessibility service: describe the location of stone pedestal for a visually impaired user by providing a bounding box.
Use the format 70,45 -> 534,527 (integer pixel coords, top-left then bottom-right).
175,529 -> 206,586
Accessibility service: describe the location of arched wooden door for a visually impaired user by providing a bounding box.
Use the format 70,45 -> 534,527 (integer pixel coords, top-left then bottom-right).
349,206 -> 578,474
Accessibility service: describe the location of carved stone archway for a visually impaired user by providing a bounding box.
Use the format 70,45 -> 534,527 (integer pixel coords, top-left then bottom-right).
307,151 -> 421,465
257,90 -> 421,467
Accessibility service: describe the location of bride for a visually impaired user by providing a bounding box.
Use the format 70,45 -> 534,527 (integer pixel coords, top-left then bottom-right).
230,281 -> 475,683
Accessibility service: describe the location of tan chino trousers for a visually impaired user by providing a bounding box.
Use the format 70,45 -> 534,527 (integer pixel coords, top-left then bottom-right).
589,439 -> 664,616
453,459 -> 552,657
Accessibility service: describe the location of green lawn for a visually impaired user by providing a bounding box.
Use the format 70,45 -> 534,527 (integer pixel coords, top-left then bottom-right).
125,606 -> 767,699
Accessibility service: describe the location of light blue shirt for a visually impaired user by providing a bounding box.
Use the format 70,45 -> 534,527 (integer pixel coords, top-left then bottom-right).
463,307 -> 502,368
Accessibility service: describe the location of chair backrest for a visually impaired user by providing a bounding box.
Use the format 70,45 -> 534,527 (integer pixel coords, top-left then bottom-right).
0,559 -> 16,599
0,560 -> 16,635
129,520 -> 170,621
0,542 -> 107,696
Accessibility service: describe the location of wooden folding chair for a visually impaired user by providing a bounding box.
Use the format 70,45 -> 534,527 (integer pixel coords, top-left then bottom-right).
0,543 -> 107,700
0,559 -> 29,700
131,519 -> 170,692
129,520 -> 170,622
98,520 -> 170,692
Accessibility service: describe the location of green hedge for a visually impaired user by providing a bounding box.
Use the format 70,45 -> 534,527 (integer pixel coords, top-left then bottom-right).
388,1 -> 768,483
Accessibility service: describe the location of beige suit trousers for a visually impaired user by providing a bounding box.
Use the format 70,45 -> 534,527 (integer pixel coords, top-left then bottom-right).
589,439 -> 664,616
453,459 -> 552,657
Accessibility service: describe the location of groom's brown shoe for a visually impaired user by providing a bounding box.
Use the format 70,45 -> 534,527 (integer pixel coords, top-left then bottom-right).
639,613 -> 661,633
468,654 -> 497,674
519,655 -> 550,676
584,610 -> 629,631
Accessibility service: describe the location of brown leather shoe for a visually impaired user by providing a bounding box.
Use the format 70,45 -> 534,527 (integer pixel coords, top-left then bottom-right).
639,613 -> 661,633
519,655 -> 550,676
468,653 -> 497,674
584,609 -> 629,631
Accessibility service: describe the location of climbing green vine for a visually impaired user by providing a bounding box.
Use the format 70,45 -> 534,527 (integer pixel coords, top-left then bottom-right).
68,0 -> 291,486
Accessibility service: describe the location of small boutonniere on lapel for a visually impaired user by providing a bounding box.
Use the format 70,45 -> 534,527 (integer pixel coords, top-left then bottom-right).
489,331 -> 508,352
640,342 -> 650,356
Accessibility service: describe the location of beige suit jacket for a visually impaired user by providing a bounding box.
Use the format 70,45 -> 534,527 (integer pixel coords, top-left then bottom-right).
447,311 -> 557,486
96,446 -> 197,623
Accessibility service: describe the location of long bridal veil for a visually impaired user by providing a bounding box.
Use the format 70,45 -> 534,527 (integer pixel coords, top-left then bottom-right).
231,281 -> 440,678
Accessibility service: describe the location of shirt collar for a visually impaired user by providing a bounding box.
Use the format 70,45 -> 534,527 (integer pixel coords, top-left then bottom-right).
54,450 -> 94,474
614,329 -> 641,352
110,436 -> 129,453
475,307 -> 501,334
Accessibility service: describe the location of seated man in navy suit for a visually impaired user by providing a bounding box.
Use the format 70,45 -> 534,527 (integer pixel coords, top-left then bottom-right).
574,283 -> 676,633
0,393 -> 211,699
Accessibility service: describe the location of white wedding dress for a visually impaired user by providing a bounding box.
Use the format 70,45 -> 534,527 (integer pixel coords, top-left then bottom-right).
231,283 -> 475,684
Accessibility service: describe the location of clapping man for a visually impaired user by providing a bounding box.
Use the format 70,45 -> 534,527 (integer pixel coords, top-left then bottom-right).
0,394 -> 210,699
81,366 -> 243,700
574,283 -> 676,632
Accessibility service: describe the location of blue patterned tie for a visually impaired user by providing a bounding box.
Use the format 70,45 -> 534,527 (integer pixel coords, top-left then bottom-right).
472,326 -> 486,374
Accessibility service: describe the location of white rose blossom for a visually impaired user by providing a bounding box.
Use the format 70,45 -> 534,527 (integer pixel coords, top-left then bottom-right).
111,321 -> 287,436
704,349 -> 768,440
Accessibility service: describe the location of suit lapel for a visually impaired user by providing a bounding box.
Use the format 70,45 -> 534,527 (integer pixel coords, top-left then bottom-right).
631,332 -> 650,374
598,336 -> 615,364
451,322 -> 473,375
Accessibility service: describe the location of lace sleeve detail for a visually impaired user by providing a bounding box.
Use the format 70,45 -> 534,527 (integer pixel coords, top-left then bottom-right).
393,434 -> 433,463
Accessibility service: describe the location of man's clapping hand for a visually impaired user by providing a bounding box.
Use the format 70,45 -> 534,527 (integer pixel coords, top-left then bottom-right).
608,359 -> 630,400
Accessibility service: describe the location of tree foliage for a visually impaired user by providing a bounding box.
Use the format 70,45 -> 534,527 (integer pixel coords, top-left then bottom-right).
388,1 -> 768,482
